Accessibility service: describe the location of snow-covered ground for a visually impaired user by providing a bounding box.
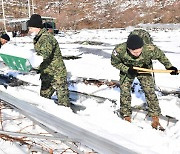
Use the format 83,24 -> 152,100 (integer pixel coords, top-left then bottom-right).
0,25 -> 180,153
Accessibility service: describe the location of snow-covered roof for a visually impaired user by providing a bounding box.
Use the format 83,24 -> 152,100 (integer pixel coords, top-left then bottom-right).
7,16 -> 56,24
7,18 -> 29,24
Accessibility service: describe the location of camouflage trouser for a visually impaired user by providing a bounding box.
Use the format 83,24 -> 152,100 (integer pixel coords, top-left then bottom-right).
40,73 -> 70,107
120,74 -> 161,117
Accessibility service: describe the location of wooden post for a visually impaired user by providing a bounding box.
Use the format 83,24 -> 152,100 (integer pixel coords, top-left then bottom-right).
2,0 -> 7,32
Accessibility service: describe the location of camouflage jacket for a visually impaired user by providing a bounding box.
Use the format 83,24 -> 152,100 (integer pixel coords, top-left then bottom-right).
111,42 -> 172,74
33,28 -> 67,76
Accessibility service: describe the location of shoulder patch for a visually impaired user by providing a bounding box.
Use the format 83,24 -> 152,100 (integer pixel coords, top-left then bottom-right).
112,43 -> 126,57
112,49 -> 118,56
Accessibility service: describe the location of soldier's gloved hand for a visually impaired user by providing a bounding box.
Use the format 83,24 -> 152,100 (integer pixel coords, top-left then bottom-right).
167,66 -> 179,75
128,66 -> 138,77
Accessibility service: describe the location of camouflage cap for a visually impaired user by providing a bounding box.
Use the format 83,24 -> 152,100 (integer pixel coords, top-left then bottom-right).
128,29 -> 153,44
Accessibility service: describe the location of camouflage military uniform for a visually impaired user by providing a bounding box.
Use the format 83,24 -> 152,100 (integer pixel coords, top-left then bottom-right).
111,42 -> 173,117
33,28 -> 70,107
129,29 -> 153,44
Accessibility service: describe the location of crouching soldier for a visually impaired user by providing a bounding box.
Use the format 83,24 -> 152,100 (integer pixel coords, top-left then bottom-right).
111,29 -> 179,130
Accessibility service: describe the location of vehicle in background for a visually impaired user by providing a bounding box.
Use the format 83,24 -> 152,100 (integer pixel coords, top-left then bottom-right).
5,16 -> 59,37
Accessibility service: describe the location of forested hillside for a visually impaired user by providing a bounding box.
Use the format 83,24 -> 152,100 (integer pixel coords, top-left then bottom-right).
0,0 -> 179,30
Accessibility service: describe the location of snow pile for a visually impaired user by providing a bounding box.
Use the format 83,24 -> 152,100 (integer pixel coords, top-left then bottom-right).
0,43 -> 43,68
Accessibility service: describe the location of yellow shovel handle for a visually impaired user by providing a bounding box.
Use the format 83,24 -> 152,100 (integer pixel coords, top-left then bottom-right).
133,67 -> 180,73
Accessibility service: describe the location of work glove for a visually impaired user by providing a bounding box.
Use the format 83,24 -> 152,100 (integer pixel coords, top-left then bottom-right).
128,66 -> 138,77
167,66 -> 179,75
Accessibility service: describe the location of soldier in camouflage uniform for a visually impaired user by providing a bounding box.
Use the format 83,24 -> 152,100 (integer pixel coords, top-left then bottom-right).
28,14 -> 70,107
129,29 -> 153,44
111,29 -> 179,129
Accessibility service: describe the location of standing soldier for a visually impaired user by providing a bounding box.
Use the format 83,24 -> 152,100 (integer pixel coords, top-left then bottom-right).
28,14 -> 70,107
43,22 -> 54,34
111,29 -> 179,130
128,29 -> 153,45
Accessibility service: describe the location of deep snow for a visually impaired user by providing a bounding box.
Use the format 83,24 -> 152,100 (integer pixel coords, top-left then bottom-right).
0,25 -> 180,154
